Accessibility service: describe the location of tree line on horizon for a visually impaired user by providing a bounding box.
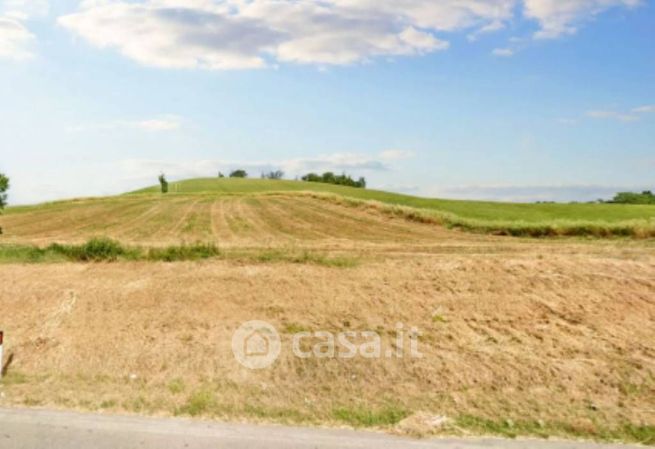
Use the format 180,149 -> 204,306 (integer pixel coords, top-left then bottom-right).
606,191 -> 655,205
157,169 -> 367,193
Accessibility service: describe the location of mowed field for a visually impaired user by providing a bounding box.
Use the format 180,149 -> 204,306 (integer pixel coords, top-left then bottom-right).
0,193 -> 459,248
0,181 -> 654,444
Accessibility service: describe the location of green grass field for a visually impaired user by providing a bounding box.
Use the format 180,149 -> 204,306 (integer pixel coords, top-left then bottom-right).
130,178 -> 655,224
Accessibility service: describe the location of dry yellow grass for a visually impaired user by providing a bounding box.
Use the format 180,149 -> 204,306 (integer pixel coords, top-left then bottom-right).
0,193 -> 654,442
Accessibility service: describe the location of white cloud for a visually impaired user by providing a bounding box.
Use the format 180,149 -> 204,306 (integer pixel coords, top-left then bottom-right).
633,105 -> 655,114
586,109 -> 639,122
524,0 -> 641,39
49,1 -> 644,69
120,153 -> 393,182
492,47 -> 514,57
2,0 -> 49,20
379,149 -> 416,161
57,0 -> 522,69
467,19 -> 505,41
69,115 -> 184,133
0,0 -> 49,60
134,116 -> 183,131
0,16 -> 34,60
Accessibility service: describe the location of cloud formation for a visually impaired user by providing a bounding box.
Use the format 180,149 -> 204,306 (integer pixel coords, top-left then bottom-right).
68,115 -> 184,133
0,0 -> 48,60
119,151 -> 406,183
524,0 -> 640,39
492,47 -> 514,57
57,0 -> 640,70
585,104 -> 654,122
0,16 -> 34,59
58,0 -> 459,69
2,0 -> 49,20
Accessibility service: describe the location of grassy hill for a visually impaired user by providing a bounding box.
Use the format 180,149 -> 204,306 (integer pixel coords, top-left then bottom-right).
131,178 -> 655,223
1,178 -> 654,246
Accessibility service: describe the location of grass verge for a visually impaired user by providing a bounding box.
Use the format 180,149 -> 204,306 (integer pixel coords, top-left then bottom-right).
332,405 -> 409,427
0,238 -> 359,267
456,415 -> 655,445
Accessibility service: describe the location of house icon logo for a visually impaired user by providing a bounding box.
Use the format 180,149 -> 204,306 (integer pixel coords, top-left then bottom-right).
232,321 -> 281,369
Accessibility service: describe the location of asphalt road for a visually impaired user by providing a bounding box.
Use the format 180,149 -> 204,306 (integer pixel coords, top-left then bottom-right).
0,408 -> 644,449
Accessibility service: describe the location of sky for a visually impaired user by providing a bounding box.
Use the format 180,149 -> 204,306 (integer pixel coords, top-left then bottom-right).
0,0 -> 653,205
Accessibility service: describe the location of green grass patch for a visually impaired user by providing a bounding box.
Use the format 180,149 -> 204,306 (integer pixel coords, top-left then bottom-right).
250,249 -> 359,267
146,243 -> 219,261
178,389 -> 218,417
49,237 -> 132,262
332,405 -> 409,427
0,371 -> 29,386
282,322 -> 311,334
242,404 -> 308,422
456,415 -> 655,445
0,244 -> 67,263
0,239 -> 219,263
167,379 -> 186,395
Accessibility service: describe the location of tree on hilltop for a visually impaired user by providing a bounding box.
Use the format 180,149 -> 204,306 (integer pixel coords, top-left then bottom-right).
230,169 -> 248,178
158,173 -> 169,194
0,172 -> 9,234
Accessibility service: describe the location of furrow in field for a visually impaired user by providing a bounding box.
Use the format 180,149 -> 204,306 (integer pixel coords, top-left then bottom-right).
243,197 -> 311,242
167,198 -> 203,238
1,199 -> 151,244
113,199 -> 190,244
222,197 -> 262,245
210,198 -> 235,244
101,199 -> 170,240
251,197 -> 323,241
280,196 -> 391,241
285,195 -> 429,241
178,199 -> 214,241
269,197 -> 339,240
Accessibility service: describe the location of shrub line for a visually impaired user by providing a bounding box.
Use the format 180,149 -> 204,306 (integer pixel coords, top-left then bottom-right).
0,238 -> 359,267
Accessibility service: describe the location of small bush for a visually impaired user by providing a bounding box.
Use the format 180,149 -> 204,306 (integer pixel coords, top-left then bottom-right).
49,238 -> 128,262
229,169 -> 248,178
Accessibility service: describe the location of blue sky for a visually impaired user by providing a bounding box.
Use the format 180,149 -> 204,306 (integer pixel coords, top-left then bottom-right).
0,0 -> 653,205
